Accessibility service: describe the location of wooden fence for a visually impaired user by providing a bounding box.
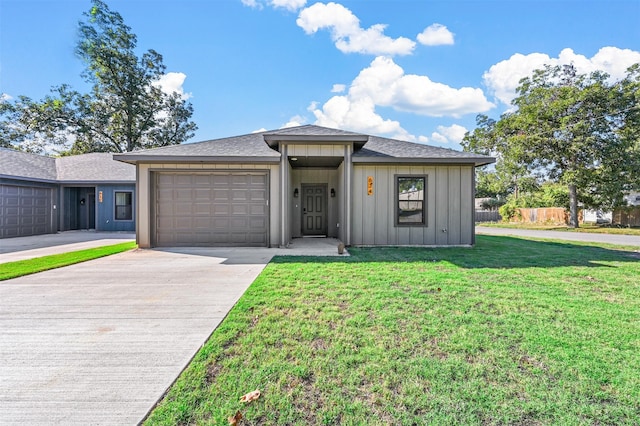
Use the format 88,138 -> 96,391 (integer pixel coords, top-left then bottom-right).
475,210 -> 502,222
612,207 -> 640,227
516,208 -> 567,224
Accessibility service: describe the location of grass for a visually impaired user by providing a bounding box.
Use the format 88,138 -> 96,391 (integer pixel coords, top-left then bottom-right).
478,222 -> 640,236
0,241 -> 137,281
145,236 -> 640,425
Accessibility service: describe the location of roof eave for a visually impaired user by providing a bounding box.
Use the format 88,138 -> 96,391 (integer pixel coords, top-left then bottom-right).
0,174 -> 58,184
113,155 -> 281,164
352,157 -> 496,166
57,180 -> 135,185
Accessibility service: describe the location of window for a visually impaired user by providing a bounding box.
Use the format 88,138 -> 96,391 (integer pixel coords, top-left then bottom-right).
115,191 -> 133,221
396,176 -> 426,226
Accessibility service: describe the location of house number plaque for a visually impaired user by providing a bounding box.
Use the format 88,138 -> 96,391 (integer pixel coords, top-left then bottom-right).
367,176 -> 373,195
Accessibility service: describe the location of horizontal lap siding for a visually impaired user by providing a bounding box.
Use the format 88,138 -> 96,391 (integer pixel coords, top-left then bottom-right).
352,165 -> 474,246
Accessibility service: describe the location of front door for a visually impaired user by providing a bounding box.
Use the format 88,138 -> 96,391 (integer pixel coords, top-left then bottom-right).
302,185 -> 327,236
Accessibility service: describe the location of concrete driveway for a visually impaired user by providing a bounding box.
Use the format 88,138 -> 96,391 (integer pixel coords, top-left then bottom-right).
0,246 -> 273,425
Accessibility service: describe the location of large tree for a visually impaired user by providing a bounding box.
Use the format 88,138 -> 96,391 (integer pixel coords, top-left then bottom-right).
0,0 -> 196,154
464,64 -> 639,227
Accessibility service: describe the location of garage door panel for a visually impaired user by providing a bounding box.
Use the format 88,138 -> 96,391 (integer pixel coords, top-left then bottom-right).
213,204 -> 230,215
155,172 -> 268,247
250,205 -> 267,215
193,175 -> 211,186
250,190 -> 266,201
232,204 -> 248,215
213,218 -> 229,229
232,190 -> 247,201
1,184 -> 52,238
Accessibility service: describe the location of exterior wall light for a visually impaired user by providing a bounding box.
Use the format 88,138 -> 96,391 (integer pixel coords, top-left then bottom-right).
293,188 -> 299,198
330,188 -> 336,197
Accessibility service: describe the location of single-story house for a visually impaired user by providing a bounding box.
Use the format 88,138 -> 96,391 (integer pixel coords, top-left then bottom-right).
115,125 -> 494,248
0,148 -> 136,238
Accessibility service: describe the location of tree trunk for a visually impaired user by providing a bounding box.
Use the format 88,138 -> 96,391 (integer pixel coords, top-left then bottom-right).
568,183 -> 579,228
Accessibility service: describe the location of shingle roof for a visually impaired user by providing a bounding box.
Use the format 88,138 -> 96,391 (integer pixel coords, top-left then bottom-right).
265,124 -> 368,139
353,135 -> 495,165
114,131 -> 281,163
0,148 -> 57,182
56,153 -> 136,182
113,125 -> 494,166
0,148 -> 135,183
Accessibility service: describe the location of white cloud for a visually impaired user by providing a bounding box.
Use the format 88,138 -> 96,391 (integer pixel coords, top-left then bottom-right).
241,0 -> 263,9
483,47 -> 640,106
311,95 -> 418,141
430,124 -> 468,144
331,84 -> 346,93
271,0 -> 306,11
1,93 -> 13,102
296,2 -> 415,56
417,23 -> 454,46
252,127 -> 268,133
153,72 -> 192,99
309,56 -> 491,142
282,115 -> 307,128
349,56 -> 494,117
242,0 -> 306,11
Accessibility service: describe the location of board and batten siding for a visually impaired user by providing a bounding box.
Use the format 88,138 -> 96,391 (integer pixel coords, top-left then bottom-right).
96,184 -> 136,232
135,162 -> 280,248
351,164 -> 474,246
287,144 -> 346,157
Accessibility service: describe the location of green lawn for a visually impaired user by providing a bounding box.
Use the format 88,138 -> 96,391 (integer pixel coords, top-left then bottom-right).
478,222 -> 640,236
145,236 -> 640,425
0,241 -> 137,281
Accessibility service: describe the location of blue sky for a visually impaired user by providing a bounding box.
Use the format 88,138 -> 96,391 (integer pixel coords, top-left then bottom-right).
1,0 -> 639,150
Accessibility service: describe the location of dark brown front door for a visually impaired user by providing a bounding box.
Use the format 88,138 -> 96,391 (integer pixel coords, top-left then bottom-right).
302,185 -> 327,236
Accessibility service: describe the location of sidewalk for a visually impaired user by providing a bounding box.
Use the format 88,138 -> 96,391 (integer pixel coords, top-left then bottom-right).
0,231 -> 136,264
476,226 -> 640,247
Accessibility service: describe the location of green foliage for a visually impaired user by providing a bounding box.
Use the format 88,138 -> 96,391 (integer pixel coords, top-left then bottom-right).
499,201 -> 521,221
0,0 -> 196,154
479,197 -> 505,210
464,64 -> 640,228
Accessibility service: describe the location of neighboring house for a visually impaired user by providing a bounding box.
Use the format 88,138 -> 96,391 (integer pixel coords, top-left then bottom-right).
0,148 -> 136,238
115,125 -> 494,248
623,191 -> 640,206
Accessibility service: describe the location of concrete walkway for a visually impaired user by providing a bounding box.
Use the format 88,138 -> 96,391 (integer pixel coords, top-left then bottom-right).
0,231 -> 136,264
476,226 -> 640,247
0,232 -> 348,425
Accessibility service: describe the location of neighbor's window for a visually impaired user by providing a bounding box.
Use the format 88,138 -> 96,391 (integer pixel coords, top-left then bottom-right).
396,176 -> 426,226
115,191 -> 133,221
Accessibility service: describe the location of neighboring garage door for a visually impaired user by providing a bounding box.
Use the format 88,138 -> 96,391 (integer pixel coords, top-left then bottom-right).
0,184 -> 53,238
154,172 -> 269,247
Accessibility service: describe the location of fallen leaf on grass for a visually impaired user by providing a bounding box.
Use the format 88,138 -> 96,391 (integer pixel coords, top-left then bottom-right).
228,411 -> 242,425
240,389 -> 261,403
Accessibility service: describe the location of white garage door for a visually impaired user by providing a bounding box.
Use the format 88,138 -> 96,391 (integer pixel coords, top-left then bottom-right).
154,172 -> 269,247
1,184 -> 53,238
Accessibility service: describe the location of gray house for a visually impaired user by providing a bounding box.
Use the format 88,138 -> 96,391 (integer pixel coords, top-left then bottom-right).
115,125 -> 494,248
0,149 -> 136,238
